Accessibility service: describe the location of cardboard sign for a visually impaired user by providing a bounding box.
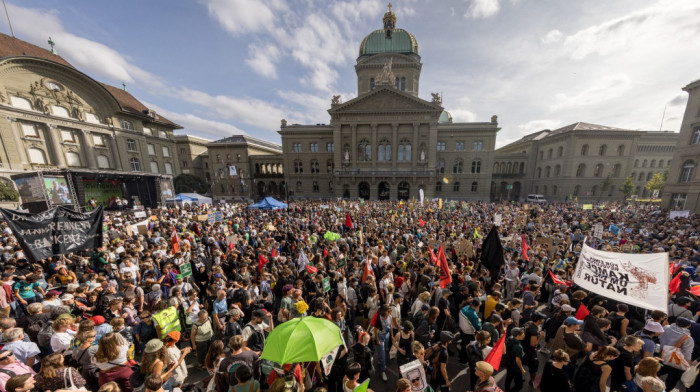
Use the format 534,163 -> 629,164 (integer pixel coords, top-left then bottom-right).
180,263 -> 192,278
196,215 -> 208,222
593,224 -> 604,239
134,211 -> 147,219
494,214 -> 502,226
400,360 -> 428,392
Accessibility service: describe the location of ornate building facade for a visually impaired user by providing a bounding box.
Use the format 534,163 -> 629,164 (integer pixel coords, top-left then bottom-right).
493,122 -> 677,201
662,78 -> 700,212
0,33 -> 180,210
279,7 -> 498,200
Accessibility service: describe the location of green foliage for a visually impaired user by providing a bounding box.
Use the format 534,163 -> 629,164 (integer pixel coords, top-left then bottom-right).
644,168 -> 669,193
174,174 -> 209,195
619,176 -> 635,197
0,181 -> 19,202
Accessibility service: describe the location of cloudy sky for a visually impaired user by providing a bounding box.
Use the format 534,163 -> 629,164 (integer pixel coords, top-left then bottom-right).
1,0 -> 697,147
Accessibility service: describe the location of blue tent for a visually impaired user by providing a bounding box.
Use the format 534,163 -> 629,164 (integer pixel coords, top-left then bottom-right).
247,197 -> 288,210
166,193 -> 213,205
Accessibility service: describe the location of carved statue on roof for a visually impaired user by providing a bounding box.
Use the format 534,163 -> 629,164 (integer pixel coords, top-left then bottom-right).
431,93 -> 441,104
491,115 -> 498,124
331,95 -> 341,105
281,119 -> 287,127
375,58 -> 396,86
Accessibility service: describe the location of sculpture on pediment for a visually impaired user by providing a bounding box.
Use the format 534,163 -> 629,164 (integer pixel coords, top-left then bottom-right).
0,91 -> 5,103
491,115 -> 498,124
33,96 -> 48,113
71,106 -> 84,121
331,95 -> 341,105
375,58 -> 396,86
281,119 -> 287,127
431,93 -> 441,104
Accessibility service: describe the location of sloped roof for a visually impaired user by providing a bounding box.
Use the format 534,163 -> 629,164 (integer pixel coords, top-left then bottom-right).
209,135 -> 281,151
0,33 -> 73,67
99,83 -> 179,128
548,121 -> 629,136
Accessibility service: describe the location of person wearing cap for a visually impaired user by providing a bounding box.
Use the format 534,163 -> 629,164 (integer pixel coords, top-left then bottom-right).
92,315 -> 114,343
164,331 -> 189,388
41,291 -> 62,309
241,309 -> 272,355
0,349 -> 35,392
658,316 -> 694,390
169,274 -> 193,298
473,361 -> 497,392
635,320 -> 664,358
504,327 -> 526,392
139,338 -> 188,392
428,331 -> 453,391
545,303 -> 576,342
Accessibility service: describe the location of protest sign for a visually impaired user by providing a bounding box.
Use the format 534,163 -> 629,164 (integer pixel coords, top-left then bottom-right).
0,206 -> 104,262
573,244 -> 668,311
494,213 -> 502,226
323,276 -> 331,293
400,359 -> 428,392
670,210 -> 690,219
134,211 -> 147,219
180,263 -> 192,278
593,224 -> 604,239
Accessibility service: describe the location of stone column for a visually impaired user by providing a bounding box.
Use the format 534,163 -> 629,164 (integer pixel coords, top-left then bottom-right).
371,123 -> 377,171
109,135 -> 123,170
351,125 -> 357,168
80,130 -> 98,169
412,123 -> 419,168
6,118 -> 29,168
392,123 -> 398,170
46,125 -> 66,167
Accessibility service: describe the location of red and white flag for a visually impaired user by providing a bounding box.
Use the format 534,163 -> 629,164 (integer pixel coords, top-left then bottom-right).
362,259 -> 374,283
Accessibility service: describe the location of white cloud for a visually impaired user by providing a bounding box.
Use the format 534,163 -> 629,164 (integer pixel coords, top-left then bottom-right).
550,74 -> 632,111
203,0 -> 284,35
465,0 -> 501,19
541,29 -> 563,44
245,43 -> 281,78
517,119 -> 562,134
145,103 -> 247,139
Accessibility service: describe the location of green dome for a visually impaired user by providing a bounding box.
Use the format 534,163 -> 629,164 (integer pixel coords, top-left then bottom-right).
359,28 -> 419,56
439,110 -> 452,123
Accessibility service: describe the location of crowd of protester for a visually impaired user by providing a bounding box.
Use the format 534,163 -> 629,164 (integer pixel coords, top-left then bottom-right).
0,199 -> 697,392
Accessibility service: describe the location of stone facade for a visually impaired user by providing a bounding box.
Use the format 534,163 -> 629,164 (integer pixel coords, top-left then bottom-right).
493,122 -> 678,202
662,78 -> 700,212
175,135 -> 209,179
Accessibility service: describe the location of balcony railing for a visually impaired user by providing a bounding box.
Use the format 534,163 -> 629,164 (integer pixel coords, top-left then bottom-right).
334,168 -> 436,177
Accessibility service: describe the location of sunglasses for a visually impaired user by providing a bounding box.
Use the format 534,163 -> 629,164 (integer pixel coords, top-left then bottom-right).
0,354 -> 13,360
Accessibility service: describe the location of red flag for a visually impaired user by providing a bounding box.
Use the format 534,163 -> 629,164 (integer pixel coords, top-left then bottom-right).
521,234 -> 530,261
306,265 -> 318,274
272,248 -> 277,257
575,304 -> 589,321
437,245 -> 452,288
419,218 -> 425,227
193,223 -> 200,236
171,229 -> 180,254
258,254 -> 268,272
370,311 -> 378,328
669,263 -> 675,276
361,259 -> 374,283
484,332 -> 506,371
323,248 -> 328,258
228,241 -> 234,251
345,212 -> 353,229
429,246 -> 438,266
548,270 -> 566,286
669,271 -> 682,294
691,285 -> 700,297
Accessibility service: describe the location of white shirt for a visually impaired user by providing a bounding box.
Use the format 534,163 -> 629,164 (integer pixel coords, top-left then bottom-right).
50,330 -> 76,354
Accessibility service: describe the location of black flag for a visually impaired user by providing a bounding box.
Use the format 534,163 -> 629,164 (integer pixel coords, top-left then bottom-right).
480,226 -> 505,279
0,206 -> 104,262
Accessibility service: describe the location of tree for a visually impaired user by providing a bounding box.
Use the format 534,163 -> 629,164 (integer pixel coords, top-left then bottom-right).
644,168 -> 669,196
0,181 -> 19,202
174,174 -> 209,195
619,176 -> 635,199
601,175 -> 614,196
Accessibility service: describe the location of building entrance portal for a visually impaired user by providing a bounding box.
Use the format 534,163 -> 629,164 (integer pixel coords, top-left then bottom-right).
378,182 -> 390,200
359,181 -> 370,200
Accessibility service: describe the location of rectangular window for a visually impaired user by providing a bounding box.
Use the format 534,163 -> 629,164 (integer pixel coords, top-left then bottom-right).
437,142 -> 446,151
21,123 -> 39,138
127,139 -> 137,152
164,163 -> 173,174
60,130 -> 75,142
121,120 -> 133,130
147,144 -> 155,155
51,105 -> 70,118
10,96 -> 32,110
293,143 -> 302,153
92,134 -> 105,147
455,141 -> 464,151
162,146 -> 170,157
182,160 -> 188,168
327,143 -> 334,152
473,141 -> 483,151
310,143 -> 318,152
150,161 -> 158,173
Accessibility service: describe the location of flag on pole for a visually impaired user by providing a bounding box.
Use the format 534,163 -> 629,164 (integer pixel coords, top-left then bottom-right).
521,234 -> 530,261
362,259 -> 374,283
344,212 -> 353,229
272,248 -> 277,257
548,270 -> 567,286
228,241 -> 234,251
437,245 -> 452,288
484,333 -> 506,371
323,248 -> 328,258
171,229 -> 180,254
306,265 -> 318,274
428,246 -> 438,266
691,285 -> 700,297
669,271 -> 682,294
575,304 -> 590,320
480,226 -> 505,280
297,250 -> 310,273
258,254 -> 268,272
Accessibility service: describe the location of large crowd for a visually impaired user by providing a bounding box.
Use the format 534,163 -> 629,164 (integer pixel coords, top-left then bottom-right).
0,199 -> 697,392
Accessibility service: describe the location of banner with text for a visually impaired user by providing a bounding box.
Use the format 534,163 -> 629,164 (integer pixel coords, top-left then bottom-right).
573,244 -> 668,311
0,206 -> 104,262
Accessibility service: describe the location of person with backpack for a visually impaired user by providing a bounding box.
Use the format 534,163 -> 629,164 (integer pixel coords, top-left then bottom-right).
242,309 -> 273,355
658,316 -> 694,391
633,320 -> 664,359
458,298 -> 482,362
466,331 -> 492,390
428,331 -> 453,392
504,327 -> 526,392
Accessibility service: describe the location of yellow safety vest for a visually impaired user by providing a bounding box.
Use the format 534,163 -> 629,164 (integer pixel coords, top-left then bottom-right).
153,306 -> 181,338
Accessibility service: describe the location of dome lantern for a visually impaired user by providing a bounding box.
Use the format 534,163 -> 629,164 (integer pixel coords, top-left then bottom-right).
383,3 -> 397,38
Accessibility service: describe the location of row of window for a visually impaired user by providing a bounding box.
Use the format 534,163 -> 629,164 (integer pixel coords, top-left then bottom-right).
129,158 -> 173,174
493,162 -> 525,175
291,141 -> 485,154
126,139 -> 170,157
435,181 -> 478,193
634,159 -> 670,168
369,77 -> 407,91
575,144 -> 626,157
436,159 -> 482,174
573,163 -> 622,178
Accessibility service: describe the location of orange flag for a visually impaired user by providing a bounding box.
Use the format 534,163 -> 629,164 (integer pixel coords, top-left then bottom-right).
521,234 -> 530,261
484,332 -> 506,371
437,245 -> 452,288
171,229 -> 180,254
362,259 -> 374,283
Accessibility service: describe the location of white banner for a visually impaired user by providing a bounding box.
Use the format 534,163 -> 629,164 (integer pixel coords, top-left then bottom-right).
229,165 -> 237,176
573,244 -> 668,312
321,345 -> 340,376
670,210 -> 690,219
419,188 -> 424,205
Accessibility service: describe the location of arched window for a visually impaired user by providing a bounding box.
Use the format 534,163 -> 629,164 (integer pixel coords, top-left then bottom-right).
592,185 -> 599,196
538,151 -> 544,160
500,162 -> 506,173
557,146 -> 564,157
534,185 -> 539,194
378,139 -> 391,161
680,160 -> 695,183
576,164 -> 586,177
547,149 -> 553,159
638,172 -> 644,181
581,144 -> 589,156
493,162 -> 499,174
358,139 -> 371,161
97,155 -> 110,169
552,185 -> 557,195
646,173 -> 653,181
692,127 -> 700,144
599,144 -> 607,156
312,181 -> 319,192
398,139 -> 411,161
471,182 -> 478,192
554,165 -> 561,177
650,160 -> 656,168
453,159 -> 463,174
545,166 -> 551,178
642,159 -> 647,168
65,152 -> 81,167
613,164 -> 621,177
471,160 -> 481,174
400,77 -> 406,91
511,162 -> 518,174
543,185 -> 548,195
435,182 -> 442,192
28,148 -> 47,165
594,164 -> 603,177
453,182 -> 460,192
506,162 -> 512,174
296,181 -> 302,192
659,160 -> 664,168
634,159 -> 639,168
574,185 -> 581,196
294,160 -> 303,174
129,157 -> 141,172
536,167 -> 542,178
519,162 -> 525,173
310,159 -> 319,173
617,145 -> 625,156
436,160 -> 445,174
327,159 -> 334,173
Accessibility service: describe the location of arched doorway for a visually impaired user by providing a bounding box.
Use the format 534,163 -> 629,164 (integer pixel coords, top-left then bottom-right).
398,181 -> 410,200
257,181 -> 266,197
343,184 -> 350,198
268,182 -> 277,196
512,182 -> 522,201
358,182 -> 370,200
378,182 -> 390,200
279,181 -> 286,198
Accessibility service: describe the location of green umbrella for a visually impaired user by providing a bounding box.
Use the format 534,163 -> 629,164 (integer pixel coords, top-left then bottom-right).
261,316 -> 343,364
323,231 -> 340,241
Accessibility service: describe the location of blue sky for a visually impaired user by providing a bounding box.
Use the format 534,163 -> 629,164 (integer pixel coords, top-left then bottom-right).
1,0 -> 698,147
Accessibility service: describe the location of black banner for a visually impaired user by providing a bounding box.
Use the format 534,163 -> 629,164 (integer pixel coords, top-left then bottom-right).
0,206 -> 104,262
